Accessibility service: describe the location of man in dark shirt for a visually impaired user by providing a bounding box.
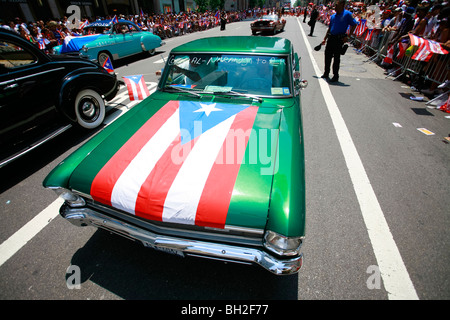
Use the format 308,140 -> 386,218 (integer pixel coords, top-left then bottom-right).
309,5 -> 319,36
320,0 -> 358,82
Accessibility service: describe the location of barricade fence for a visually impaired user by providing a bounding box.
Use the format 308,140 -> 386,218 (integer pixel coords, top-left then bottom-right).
349,27 -> 449,87
315,12 -> 449,89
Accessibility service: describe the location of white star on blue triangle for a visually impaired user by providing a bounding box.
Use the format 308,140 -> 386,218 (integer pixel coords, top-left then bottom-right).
179,101 -> 249,145
124,75 -> 143,84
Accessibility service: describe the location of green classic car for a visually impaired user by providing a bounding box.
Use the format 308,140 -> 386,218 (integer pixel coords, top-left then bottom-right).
54,19 -> 163,66
43,36 -> 308,275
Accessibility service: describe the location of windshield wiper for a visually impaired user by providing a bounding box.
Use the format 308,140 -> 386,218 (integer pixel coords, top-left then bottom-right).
162,85 -> 201,98
212,90 -> 263,103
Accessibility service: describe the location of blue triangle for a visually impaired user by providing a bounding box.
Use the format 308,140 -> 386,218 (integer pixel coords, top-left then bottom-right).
178,101 -> 249,145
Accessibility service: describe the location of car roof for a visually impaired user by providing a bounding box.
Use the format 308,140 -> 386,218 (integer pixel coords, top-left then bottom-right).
170,36 -> 292,55
85,19 -> 133,28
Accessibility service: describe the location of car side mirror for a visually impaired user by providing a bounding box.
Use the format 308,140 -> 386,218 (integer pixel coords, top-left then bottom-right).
293,71 -> 308,91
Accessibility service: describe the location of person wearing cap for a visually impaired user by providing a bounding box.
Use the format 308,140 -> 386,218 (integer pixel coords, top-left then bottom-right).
320,0 -> 358,82
388,6 -> 416,46
424,4 -> 443,38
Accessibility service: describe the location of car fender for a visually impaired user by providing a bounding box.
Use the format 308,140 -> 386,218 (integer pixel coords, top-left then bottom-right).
267,103 -> 306,237
139,33 -> 162,52
58,67 -> 117,122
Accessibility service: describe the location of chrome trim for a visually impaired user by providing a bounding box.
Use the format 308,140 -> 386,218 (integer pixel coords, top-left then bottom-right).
83,200 -> 263,247
60,205 -> 302,275
0,124 -> 72,168
13,67 -> 65,82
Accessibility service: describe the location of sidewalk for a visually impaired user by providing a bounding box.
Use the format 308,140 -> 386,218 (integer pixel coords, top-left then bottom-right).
300,18 -> 449,109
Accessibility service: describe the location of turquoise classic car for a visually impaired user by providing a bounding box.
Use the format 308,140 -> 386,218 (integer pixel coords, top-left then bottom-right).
43,36 -> 308,275
54,19 -> 164,66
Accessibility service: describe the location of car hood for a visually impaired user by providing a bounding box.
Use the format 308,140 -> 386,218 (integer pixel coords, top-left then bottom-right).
66,95 -> 285,230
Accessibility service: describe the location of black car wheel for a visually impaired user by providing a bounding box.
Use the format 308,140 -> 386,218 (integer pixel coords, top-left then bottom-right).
97,51 -> 111,67
74,89 -> 105,129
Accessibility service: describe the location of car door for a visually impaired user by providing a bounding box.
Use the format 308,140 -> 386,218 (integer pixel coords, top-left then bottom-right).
0,37 -> 63,156
113,22 -> 140,58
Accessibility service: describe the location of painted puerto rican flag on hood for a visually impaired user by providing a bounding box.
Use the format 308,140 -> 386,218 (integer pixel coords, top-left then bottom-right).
90,100 -> 259,228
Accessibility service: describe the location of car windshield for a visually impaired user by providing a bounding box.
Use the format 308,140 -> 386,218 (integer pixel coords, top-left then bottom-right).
161,53 -> 291,97
262,15 -> 278,20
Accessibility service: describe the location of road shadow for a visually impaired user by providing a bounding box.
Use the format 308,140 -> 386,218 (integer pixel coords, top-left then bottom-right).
112,50 -> 166,69
70,229 -> 299,300
0,126 -> 100,193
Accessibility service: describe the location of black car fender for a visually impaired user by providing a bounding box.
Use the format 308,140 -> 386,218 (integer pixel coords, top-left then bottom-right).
58,67 -> 118,122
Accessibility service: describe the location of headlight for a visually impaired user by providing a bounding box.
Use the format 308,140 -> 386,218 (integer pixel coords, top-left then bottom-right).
264,231 -> 303,257
81,45 -> 88,52
51,188 -> 85,207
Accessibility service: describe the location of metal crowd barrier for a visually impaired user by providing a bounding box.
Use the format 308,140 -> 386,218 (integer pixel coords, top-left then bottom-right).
350,28 -> 449,87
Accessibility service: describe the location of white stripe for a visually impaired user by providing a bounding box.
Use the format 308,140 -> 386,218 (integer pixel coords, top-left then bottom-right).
111,109 -> 180,213
138,80 -> 148,99
162,115 -> 236,224
130,82 -> 139,100
0,198 -> 63,267
298,19 -> 418,299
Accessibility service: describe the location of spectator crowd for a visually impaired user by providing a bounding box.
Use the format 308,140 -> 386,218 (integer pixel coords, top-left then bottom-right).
1,1 -> 449,108
308,0 -> 450,101
0,8 -> 274,53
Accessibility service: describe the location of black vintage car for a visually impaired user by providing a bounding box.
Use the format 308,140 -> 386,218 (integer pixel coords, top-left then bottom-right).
0,28 -> 121,168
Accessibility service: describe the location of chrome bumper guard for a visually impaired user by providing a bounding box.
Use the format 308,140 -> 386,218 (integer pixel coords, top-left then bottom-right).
60,205 -> 303,275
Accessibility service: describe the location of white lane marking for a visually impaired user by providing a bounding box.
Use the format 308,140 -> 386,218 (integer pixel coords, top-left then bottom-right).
0,82 -> 157,268
297,19 -> 419,300
0,198 -> 63,267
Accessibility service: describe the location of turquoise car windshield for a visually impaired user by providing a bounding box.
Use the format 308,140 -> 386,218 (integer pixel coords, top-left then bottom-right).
162,54 -> 291,97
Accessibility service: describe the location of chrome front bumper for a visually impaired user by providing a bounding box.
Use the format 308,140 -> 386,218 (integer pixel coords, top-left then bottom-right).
60,204 -> 303,275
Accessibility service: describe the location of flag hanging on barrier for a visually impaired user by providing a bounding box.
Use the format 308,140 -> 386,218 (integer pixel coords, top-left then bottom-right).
409,34 -> 448,61
123,75 -> 150,101
365,29 -> 374,41
397,42 -> 409,59
384,44 -> 395,64
354,19 -> 367,37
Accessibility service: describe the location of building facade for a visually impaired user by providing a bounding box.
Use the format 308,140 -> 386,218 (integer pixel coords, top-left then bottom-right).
0,0 -> 256,23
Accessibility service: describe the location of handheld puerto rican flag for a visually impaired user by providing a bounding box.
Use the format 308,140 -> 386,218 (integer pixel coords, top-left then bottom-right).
215,11 -> 220,24
102,56 -> 114,73
111,15 -> 118,25
408,34 -> 449,62
354,19 -> 367,37
123,75 -> 150,101
79,19 -> 89,29
365,29 -> 374,41
90,101 -> 259,228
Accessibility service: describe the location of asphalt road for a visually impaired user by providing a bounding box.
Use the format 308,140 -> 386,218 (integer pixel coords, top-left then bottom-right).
0,16 -> 449,303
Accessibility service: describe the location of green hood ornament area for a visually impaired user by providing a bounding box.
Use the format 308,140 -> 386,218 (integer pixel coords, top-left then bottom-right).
43,36 -> 308,275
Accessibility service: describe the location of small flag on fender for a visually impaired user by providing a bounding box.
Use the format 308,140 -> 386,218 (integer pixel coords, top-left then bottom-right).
123,75 -> 150,101
102,56 -> 114,73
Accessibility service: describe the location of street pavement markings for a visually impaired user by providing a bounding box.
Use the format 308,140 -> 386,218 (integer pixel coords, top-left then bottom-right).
0,82 -> 157,268
297,19 -> 419,300
0,198 -> 63,267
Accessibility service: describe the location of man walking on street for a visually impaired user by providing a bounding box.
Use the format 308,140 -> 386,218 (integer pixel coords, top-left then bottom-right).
321,0 -> 357,82
308,5 -> 319,36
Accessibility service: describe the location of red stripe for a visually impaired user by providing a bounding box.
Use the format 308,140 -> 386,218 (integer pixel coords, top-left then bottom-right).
134,135 -> 198,221
141,79 -> 150,96
90,101 -> 179,205
124,78 -> 136,101
195,106 -> 259,228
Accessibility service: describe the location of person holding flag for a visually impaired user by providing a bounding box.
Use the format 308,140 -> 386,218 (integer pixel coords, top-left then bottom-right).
320,0 -> 358,82
111,15 -> 119,25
